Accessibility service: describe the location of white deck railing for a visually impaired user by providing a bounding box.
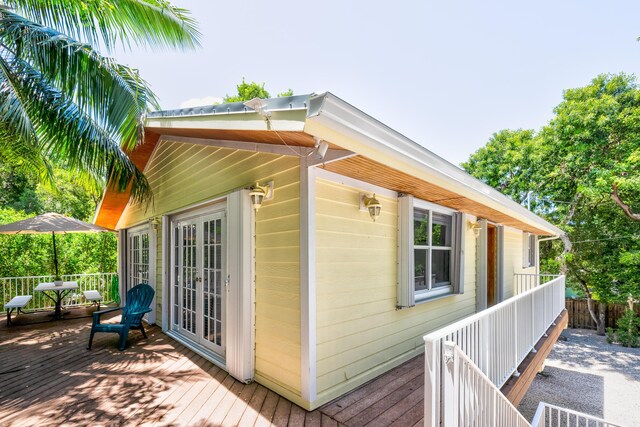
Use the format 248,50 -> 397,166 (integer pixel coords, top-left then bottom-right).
531,402 -> 621,427
0,273 -> 117,311
514,273 -> 561,294
424,275 -> 566,426
441,342 -> 530,427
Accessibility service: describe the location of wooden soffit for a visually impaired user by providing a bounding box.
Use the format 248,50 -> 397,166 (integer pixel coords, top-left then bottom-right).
94,131 -> 161,230
321,155 -> 550,235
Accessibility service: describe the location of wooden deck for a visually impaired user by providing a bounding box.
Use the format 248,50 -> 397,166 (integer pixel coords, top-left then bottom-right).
0,309 -> 425,426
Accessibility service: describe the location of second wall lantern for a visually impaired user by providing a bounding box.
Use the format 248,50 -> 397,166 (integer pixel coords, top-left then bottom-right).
360,193 -> 382,222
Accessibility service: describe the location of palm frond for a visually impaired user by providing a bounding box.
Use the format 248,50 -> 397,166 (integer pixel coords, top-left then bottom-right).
0,11 -> 159,150
3,0 -> 201,52
0,54 -> 151,202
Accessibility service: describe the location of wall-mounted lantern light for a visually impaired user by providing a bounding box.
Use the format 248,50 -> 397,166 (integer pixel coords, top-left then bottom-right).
360,193 -> 382,222
468,220 -> 482,237
149,216 -> 162,231
249,181 -> 274,212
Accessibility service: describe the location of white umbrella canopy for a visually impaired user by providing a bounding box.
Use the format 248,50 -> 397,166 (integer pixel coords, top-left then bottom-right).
0,212 -> 110,276
0,212 -> 108,234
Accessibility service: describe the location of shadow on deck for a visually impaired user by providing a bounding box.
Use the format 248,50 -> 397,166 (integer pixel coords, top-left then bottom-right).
0,310 -> 425,426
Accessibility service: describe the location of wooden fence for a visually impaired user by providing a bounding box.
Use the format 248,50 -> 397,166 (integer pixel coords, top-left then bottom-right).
565,299 -> 640,329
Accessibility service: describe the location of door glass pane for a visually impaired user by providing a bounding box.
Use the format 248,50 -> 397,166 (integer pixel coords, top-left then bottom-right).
202,218 -> 222,346
173,226 -> 179,325
432,249 -> 451,287
181,223 -> 197,334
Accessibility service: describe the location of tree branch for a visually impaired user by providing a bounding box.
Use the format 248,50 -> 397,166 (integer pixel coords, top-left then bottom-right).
612,183 -> 640,221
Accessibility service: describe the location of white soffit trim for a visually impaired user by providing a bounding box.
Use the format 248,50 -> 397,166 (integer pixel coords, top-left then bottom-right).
305,93 -> 563,237
315,168 -> 397,199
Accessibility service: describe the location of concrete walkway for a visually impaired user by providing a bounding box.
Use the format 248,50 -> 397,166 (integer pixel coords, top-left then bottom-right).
518,328 -> 640,426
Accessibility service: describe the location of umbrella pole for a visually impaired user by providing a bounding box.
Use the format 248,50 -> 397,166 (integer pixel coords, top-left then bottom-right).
52,231 -> 59,277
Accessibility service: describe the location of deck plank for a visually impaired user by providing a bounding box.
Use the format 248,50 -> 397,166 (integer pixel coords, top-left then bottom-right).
237,384 -> 269,427
0,310 -> 436,427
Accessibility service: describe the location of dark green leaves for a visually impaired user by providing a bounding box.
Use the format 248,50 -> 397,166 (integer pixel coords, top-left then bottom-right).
0,1 -> 200,204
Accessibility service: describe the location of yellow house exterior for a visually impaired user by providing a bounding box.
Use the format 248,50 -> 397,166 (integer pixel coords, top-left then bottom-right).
95,93 -> 562,410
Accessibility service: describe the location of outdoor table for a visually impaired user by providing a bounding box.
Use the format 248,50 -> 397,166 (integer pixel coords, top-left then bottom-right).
35,281 -> 79,320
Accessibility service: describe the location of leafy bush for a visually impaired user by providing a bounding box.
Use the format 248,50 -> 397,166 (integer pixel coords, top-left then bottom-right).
607,309 -> 640,347
606,327 -> 615,344
615,309 -> 640,348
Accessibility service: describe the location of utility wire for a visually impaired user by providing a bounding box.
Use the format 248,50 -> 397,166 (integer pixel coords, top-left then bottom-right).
570,235 -> 640,244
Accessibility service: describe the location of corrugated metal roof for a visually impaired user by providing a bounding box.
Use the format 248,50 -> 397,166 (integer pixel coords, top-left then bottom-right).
147,94 -> 311,118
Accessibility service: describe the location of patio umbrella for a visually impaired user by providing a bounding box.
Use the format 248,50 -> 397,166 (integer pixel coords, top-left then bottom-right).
0,212 -> 110,276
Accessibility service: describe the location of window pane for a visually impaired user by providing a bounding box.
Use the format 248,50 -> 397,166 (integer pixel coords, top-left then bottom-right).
414,208 -> 429,245
414,249 -> 428,292
432,249 -> 451,287
432,213 -> 452,247
529,234 -> 536,266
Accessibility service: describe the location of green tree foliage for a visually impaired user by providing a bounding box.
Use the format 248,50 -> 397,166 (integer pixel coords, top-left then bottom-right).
463,73 -> 640,334
0,161 -> 116,277
0,1 -> 200,203
223,78 -> 294,103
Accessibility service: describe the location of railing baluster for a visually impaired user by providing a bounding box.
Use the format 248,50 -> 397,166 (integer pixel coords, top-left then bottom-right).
0,273 -> 116,312
425,275 -> 566,426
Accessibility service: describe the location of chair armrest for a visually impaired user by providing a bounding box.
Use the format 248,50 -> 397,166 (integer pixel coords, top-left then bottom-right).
92,306 -> 122,324
128,308 -> 152,317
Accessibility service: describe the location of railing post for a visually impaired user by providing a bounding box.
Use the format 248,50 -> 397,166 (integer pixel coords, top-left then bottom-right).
531,292 -> 537,353
424,339 -> 440,427
442,342 -> 457,427
513,301 -> 520,377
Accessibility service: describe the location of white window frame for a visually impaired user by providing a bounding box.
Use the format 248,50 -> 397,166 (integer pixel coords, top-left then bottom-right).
398,195 -> 465,308
523,232 -> 537,268
413,200 -> 456,302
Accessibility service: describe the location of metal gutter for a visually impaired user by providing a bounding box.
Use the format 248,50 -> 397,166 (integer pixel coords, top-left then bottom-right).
148,94 -> 311,119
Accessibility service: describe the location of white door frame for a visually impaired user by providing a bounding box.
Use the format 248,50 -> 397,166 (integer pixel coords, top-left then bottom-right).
124,223 -> 157,324
164,191 -> 254,383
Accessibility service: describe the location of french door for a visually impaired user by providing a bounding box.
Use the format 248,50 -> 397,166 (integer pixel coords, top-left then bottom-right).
171,209 -> 226,356
127,225 -> 155,323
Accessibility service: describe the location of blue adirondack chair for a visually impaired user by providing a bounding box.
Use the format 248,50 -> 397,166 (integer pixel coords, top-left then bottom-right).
87,283 -> 154,351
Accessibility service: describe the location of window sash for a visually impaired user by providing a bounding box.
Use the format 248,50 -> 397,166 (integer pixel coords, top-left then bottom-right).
397,195 -> 463,308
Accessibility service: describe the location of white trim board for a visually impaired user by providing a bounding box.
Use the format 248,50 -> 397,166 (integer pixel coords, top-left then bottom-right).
315,168 -> 397,199
300,163 -> 317,403
306,92 -> 563,237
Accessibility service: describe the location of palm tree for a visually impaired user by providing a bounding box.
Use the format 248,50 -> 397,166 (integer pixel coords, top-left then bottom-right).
0,1 -> 200,202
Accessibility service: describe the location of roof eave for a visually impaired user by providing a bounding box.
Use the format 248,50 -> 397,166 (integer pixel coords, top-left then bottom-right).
304,92 -> 563,236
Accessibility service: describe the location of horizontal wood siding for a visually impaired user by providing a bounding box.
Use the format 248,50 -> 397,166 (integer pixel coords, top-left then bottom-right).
314,178 -> 478,406
503,228 -> 534,300
118,139 -> 302,402
254,165 -> 302,400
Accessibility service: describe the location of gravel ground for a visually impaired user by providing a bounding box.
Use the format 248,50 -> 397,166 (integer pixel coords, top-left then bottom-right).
518,328 -> 640,426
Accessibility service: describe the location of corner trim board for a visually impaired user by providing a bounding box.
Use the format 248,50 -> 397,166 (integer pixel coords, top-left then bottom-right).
300,162 -> 317,403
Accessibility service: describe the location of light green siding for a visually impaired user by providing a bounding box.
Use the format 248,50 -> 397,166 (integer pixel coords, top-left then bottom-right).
314,178 -> 478,406
118,138 -> 302,402
503,227 -> 535,299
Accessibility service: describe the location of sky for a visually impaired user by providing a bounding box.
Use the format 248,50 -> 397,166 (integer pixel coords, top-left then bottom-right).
113,1 -> 640,166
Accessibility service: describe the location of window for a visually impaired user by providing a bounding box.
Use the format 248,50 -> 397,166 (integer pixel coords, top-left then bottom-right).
523,232 -> 537,268
398,196 -> 465,308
